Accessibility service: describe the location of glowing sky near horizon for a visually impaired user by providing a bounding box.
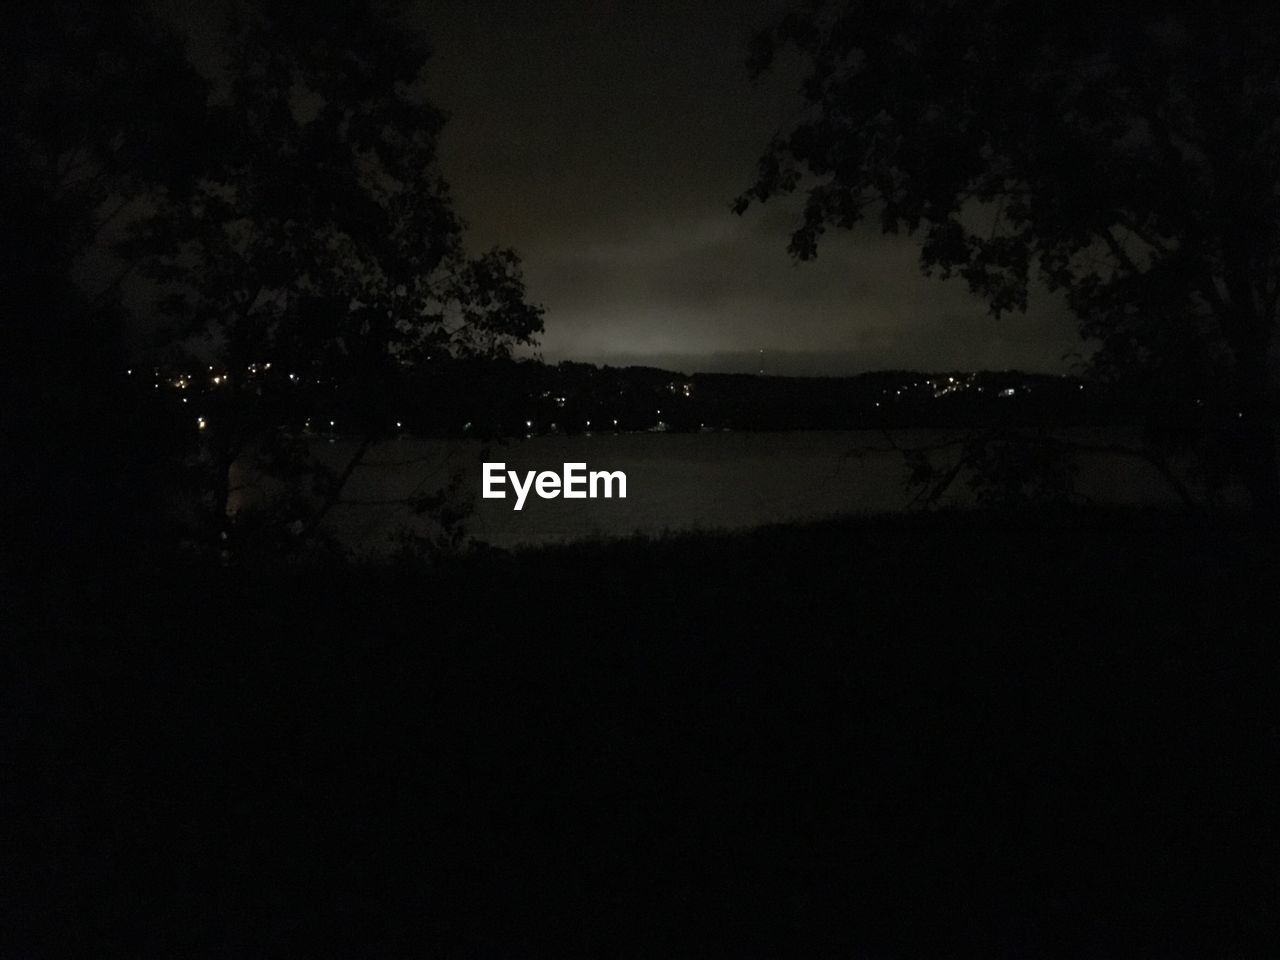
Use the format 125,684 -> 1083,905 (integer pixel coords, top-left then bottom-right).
155,0 -> 1088,375
418,0 -> 1086,374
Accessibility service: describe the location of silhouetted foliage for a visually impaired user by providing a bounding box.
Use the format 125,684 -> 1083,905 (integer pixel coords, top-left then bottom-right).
899,430 -> 1078,509
1,2 -> 211,564
738,1 -> 1280,516
3,2 -> 543,560
131,0 -> 543,550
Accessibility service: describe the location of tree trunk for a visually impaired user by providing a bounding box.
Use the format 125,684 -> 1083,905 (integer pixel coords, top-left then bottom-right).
206,440 -> 234,553
304,435 -> 373,539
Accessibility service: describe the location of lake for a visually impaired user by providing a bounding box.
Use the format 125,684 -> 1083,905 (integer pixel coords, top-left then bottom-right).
230,428 -> 1213,553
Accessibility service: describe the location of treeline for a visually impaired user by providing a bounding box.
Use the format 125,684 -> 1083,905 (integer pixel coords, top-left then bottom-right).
529,365 -> 1117,434
128,358 -> 1145,440
528,364 -> 1239,435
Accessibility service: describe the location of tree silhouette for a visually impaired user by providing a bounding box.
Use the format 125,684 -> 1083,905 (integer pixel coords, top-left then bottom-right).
1,3 -> 211,560
3,2 -> 543,557
737,0 -> 1280,516
130,1 -> 544,546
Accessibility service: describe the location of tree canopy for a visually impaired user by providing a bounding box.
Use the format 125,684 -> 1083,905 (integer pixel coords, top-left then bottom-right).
737,0 -> 1280,510
3,0 -> 544,554
141,1 -> 543,420
1,2 -> 214,559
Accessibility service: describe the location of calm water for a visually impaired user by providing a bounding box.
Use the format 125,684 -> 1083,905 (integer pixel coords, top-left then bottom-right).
231,428 -> 1209,553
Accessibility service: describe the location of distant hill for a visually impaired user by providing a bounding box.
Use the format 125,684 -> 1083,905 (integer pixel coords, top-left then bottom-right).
129,357 -> 1122,439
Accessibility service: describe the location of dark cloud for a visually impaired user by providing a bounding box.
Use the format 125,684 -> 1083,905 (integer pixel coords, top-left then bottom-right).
418,0 -> 1087,374
160,0 -> 1087,374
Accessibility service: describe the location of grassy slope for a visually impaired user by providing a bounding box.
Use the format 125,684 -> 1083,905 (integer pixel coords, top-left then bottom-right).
7,508 -> 1278,957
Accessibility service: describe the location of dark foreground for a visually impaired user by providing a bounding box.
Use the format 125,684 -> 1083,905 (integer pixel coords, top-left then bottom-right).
6,509 -> 1278,957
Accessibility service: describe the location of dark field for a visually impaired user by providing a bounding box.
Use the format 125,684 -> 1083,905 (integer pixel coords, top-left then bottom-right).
7,508 -> 1278,957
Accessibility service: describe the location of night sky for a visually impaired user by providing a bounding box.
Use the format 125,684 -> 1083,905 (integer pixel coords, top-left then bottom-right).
418,0 -> 1088,375
169,0 -> 1089,375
